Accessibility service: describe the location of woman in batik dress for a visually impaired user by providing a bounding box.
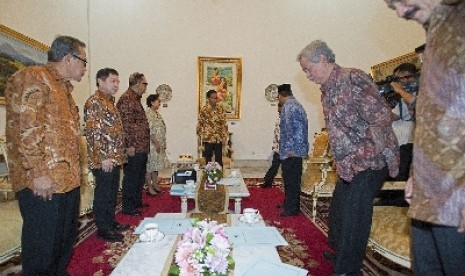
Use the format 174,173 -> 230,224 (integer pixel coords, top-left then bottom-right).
145,94 -> 170,196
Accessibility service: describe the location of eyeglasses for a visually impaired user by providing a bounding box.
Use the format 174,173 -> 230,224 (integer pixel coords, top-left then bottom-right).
72,54 -> 87,67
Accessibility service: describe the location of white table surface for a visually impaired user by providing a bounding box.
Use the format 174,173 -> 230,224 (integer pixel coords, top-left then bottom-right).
111,213 -> 281,276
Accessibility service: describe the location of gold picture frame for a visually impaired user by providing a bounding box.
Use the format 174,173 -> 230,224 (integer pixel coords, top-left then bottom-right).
0,24 -> 49,105
370,52 -> 421,83
198,56 -> 242,120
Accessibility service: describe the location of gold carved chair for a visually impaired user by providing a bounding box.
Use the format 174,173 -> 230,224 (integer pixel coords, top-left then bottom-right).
301,130 -> 337,220
79,136 -> 95,216
368,206 -> 411,268
0,136 -> 14,201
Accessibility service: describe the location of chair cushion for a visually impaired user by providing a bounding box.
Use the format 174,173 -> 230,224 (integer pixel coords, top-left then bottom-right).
370,206 -> 411,264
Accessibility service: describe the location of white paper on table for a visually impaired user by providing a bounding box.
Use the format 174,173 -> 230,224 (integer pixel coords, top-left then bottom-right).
238,257 -> 308,276
169,184 -> 195,195
224,227 -> 288,246
134,218 -> 193,235
217,178 -> 241,186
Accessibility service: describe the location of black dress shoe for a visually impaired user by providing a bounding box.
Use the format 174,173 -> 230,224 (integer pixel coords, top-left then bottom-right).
323,250 -> 336,266
122,210 -> 142,216
280,211 -> 299,217
113,223 -> 130,232
97,230 -> 123,242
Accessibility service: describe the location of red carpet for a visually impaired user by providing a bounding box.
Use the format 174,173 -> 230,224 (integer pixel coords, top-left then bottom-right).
67,180 -> 334,276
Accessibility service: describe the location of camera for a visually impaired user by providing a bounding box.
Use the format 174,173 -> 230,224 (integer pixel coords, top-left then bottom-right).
376,76 -> 419,108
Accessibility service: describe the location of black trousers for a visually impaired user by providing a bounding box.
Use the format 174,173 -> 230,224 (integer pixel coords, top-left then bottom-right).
328,167 -> 388,275
386,143 -> 413,181
203,142 -> 223,167
122,153 -> 147,213
412,219 -> 465,276
92,166 -> 121,231
263,152 -> 281,186
18,187 -> 80,276
281,156 -> 302,214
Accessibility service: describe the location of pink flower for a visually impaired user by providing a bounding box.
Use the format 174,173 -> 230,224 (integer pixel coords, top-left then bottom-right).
174,219 -> 232,275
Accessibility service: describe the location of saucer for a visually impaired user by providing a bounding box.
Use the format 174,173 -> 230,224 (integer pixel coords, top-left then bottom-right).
239,215 -> 260,224
139,232 -> 165,242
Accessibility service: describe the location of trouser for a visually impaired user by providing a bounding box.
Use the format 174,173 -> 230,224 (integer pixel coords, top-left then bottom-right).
203,142 -> 223,167
328,167 -> 388,275
122,153 -> 148,212
386,143 -> 413,181
263,152 -> 281,186
18,187 -> 80,276
412,219 -> 465,276
281,156 -> 302,214
92,166 -> 121,231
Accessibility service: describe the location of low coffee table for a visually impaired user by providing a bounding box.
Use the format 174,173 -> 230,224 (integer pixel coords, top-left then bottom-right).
170,169 -> 250,214
111,213 -> 282,276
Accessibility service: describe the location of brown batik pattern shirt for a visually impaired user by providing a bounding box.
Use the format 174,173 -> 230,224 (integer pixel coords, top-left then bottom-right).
5,63 -> 81,193
408,1 -> 465,227
197,104 -> 229,143
116,89 -> 150,154
320,64 -> 400,182
84,90 -> 125,169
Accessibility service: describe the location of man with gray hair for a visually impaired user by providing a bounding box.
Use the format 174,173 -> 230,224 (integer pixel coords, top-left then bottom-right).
117,72 -> 151,216
297,40 -> 399,275
384,0 -> 465,274
5,35 -> 87,275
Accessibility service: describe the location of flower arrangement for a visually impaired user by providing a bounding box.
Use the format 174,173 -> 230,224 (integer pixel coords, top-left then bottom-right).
170,219 -> 234,276
204,161 -> 223,186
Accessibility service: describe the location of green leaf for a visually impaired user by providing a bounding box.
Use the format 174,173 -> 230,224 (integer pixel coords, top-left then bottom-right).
168,265 -> 180,276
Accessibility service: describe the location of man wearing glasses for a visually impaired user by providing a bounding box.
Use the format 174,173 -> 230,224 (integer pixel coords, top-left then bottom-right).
117,73 -> 151,216
5,35 -> 87,275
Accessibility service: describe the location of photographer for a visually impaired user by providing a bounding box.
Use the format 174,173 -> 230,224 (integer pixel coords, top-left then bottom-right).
378,63 -> 418,205
387,63 -> 419,181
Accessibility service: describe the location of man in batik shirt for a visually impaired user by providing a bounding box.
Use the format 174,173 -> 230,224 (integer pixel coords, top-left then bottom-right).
277,84 -> 309,217
297,40 -> 399,275
84,68 -> 128,242
385,0 -> 465,274
197,90 -> 229,167
117,72 -> 150,216
5,35 -> 87,275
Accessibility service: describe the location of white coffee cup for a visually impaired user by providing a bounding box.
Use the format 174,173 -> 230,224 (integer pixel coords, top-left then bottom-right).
243,208 -> 260,222
230,170 -> 238,178
144,223 -> 159,241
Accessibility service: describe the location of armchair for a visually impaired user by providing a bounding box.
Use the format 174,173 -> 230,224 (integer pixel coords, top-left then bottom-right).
301,130 -> 337,220
0,136 -> 14,201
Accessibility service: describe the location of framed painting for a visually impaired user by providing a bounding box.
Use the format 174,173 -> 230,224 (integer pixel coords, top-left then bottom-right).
198,56 -> 242,120
370,52 -> 421,83
0,24 -> 49,105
